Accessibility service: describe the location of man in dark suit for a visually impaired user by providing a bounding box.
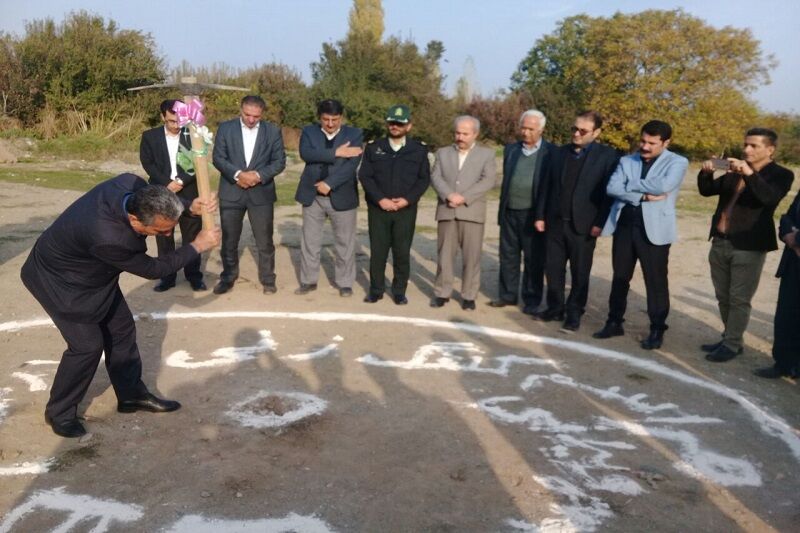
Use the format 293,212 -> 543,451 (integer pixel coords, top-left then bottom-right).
20,174 -> 220,437
212,95 -> 286,295
698,128 -> 793,363
534,110 -> 620,331
489,109 -> 553,315
359,104 -> 430,305
755,182 -> 800,379
139,99 -> 205,292
294,99 -> 363,297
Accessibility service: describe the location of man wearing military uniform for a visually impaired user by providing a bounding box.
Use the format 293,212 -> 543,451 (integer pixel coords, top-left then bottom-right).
359,105 -> 431,304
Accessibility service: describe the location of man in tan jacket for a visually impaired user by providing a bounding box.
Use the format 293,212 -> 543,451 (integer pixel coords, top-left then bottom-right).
430,115 -> 497,310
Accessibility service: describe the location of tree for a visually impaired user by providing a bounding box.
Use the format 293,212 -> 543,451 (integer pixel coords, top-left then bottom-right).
347,0 -> 384,44
512,10 -> 772,156
15,11 -> 164,113
311,2 -> 452,145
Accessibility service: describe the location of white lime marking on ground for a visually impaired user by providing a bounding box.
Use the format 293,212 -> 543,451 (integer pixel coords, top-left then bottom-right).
21,360 -> 59,366
283,336 -> 341,361
165,329 -> 276,368
166,513 -> 336,532
0,487 -> 143,532
0,460 -> 53,476
0,388 -> 11,423
226,391 -> 328,428
11,372 -> 48,391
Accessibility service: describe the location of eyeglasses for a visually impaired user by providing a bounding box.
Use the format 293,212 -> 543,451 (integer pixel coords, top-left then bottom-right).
571,126 -> 594,136
387,121 -> 407,127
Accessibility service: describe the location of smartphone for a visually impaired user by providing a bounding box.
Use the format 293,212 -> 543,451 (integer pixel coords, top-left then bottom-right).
711,158 -> 731,171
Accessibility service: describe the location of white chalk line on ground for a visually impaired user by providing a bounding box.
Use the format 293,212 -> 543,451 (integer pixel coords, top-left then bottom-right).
3,310 -> 799,463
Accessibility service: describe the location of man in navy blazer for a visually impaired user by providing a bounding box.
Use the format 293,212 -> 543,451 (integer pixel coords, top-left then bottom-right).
594,120 -> 689,349
294,99 -> 363,297
20,174 -> 220,437
212,95 -> 286,295
535,110 -> 620,332
139,99 -> 205,292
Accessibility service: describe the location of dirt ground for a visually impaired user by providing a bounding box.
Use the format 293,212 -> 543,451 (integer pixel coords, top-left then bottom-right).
0,164 -> 798,532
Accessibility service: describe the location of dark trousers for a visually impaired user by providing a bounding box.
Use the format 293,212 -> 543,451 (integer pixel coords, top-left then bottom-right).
497,208 -> 545,308
773,258 -> 800,373
220,199 -> 275,286
607,208 -> 671,330
367,204 -> 417,296
46,289 -> 148,422
156,212 -> 203,284
545,218 -> 597,318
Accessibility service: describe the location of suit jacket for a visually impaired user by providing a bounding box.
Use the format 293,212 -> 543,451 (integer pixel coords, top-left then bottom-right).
296,124 -> 363,211
139,126 -> 197,200
20,174 -> 198,323
498,140 -> 554,224
698,161 -> 793,251
602,149 -> 689,245
776,190 -> 800,278
430,144 -> 497,223
212,118 -> 287,206
535,142 -> 620,234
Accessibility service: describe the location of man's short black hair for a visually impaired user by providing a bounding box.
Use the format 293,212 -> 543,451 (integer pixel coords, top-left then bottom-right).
576,110 -> 603,130
317,99 -> 344,117
160,99 -> 182,116
127,185 -> 183,225
746,127 -> 778,147
241,95 -> 266,109
641,120 -> 673,141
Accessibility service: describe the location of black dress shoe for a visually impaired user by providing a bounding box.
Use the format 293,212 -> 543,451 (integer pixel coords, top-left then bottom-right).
461,299 -> 476,310
430,297 -> 449,308
45,414 -> 86,438
118,392 -> 181,413
561,317 -> 580,332
393,294 -> 408,305
190,280 -> 207,292
522,306 -> 538,316
213,280 -> 234,294
701,340 -> 723,352
294,283 -> 318,295
153,280 -> 175,293
593,321 -> 625,339
705,344 -> 743,362
339,287 -> 353,297
262,284 -> 277,294
752,365 -> 796,379
364,293 -> 383,303
640,329 -> 664,350
532,308 -> 565,322
488,299 -> 516,308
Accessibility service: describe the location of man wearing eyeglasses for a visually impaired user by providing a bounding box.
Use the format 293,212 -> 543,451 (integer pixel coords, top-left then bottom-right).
139,99 -> 206,292
533,110 -> 620,331
594,120 -> 688,350
489,110 -> 554,315
359,105 -> 430,305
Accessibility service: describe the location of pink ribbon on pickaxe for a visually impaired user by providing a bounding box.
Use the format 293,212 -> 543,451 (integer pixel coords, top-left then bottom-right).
172,99 -> 206,127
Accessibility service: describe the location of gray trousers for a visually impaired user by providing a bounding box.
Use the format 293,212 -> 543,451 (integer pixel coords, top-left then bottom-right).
435,219 -> 485,300
708,237 -> 766,350
300,196 -> 357,288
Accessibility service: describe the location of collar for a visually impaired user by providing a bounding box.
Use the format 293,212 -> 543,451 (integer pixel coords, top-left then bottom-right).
164,126 -> 180,139
389,136 -> 406,150
322,128 -> 341,141
521,139 -> 542,156
240,119 -> 260,131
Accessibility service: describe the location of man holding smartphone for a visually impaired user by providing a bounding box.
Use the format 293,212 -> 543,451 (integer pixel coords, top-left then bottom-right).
698,128 -> 793,362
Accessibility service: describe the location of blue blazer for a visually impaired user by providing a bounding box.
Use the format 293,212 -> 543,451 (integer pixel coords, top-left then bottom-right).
295,124 -> 363,211
602,150 -> 689,245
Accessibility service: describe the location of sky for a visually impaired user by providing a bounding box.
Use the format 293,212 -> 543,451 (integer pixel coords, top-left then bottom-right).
1,0 -> 797,113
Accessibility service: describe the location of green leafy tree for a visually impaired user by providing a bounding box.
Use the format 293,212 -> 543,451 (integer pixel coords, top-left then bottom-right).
15,11 -> 164,113
312,2 -> 452,145
512,9 -> 771,156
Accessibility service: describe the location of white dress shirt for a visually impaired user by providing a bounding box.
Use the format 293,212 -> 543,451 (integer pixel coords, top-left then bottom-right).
164,127 -> 180,181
